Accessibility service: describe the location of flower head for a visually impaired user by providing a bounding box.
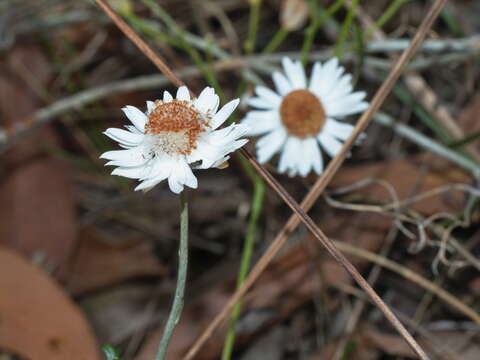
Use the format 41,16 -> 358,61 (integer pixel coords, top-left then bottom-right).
242,57 -> 368,177
101,86 -> 249,193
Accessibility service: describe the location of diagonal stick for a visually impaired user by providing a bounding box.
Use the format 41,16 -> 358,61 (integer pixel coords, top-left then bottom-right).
90,0 -> 447,358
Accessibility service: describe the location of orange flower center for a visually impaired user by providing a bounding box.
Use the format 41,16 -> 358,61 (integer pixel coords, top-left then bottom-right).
280,89 -> 326,138
145,100 -> 209,155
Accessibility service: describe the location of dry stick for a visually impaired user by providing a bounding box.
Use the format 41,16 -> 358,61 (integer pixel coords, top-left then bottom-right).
184,1 -> 448,359
90,0 -> 446,358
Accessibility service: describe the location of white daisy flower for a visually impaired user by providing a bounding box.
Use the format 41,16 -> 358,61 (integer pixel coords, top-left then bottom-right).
101,86 -> 249,193
241,57 -> 368,177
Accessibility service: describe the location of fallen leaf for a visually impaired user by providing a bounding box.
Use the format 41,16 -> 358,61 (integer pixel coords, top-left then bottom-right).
0,248 -> 100,360
67,229 -> 166,295
0,45 -> 77,278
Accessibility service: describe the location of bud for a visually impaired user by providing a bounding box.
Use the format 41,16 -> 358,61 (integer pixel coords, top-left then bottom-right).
280,0 -> 309,31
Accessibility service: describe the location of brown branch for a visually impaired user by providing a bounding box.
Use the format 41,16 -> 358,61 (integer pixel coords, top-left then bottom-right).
90,0 -> 448,359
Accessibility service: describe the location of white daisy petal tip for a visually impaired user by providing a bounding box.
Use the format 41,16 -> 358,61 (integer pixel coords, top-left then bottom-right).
101,86 -> 249,193
176,86 -> 190,101
163,90 -> 173,102
242,56 -> 368,177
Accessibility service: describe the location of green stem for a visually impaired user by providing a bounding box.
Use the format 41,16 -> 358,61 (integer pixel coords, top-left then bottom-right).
263,27 -> 289,54
221,171 -> 265,360
156,192 -> 189,360
244,0 -> 262,53
335,0 -> 359,59
301,0 -> 346,64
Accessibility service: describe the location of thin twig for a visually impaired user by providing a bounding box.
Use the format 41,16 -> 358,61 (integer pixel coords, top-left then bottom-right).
184,1 -> 448,358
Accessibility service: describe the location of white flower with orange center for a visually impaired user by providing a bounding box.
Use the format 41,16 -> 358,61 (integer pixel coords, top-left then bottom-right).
101,86 -> 249,193
242,57 -> 368,177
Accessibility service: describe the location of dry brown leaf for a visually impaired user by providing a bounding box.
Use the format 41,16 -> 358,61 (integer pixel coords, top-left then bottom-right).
0,45 -> 76,278
0,248 -> 100,360
67,229 -> 166,295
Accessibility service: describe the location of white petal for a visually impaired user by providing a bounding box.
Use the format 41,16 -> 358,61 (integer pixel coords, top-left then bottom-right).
323,74 -> 353,101
188,124 -> 248,168
255,86 -> 282,107
247,97 -> 274,109
210,99 -> 239,129
256,127 -> 287,163
273,71 -> 292,96
282,57 -> 306,89
195,87 -> 218,113
176,86 -> 190,101
179,161 -> 198,189
297,138 -> 316,176
163,91 -> 173,102
323,118 -> 355,140
309,61 -> 323,94
168,177 -> 183,194
167,160 -> 196,194
122,106 -> 147,132
311,58 -> 340,98
278,136 -> 302,176
104,128 -> 144,146
241,110 -> 280,136
146,101 -> 156,115
324,92 -> 368,117
101,145 -> 150,167
318,131 -> 343,158
125,125 -> 142,134
133,157 -> 173,190
112,166 -> 146,179
134,178 -> 160,192
309,138 -> 323,175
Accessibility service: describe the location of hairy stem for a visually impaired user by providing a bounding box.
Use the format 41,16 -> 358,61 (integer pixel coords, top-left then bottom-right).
156,192 -> 189,360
